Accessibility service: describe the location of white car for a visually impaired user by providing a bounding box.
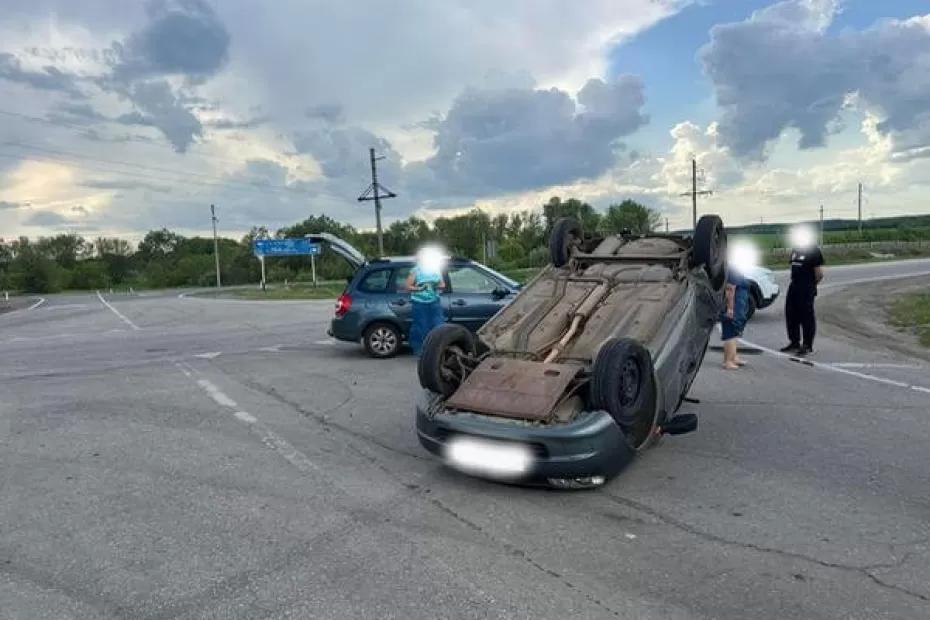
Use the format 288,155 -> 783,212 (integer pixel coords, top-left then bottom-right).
739,265 -> 780,320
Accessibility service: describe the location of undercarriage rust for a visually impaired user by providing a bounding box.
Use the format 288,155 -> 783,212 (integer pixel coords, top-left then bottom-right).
445,358 -> 582,420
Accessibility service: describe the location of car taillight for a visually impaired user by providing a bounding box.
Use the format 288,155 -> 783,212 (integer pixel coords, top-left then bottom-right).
334,293 -> 352,318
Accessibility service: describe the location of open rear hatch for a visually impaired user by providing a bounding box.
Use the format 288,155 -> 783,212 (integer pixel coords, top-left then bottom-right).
445,357 -> 581,421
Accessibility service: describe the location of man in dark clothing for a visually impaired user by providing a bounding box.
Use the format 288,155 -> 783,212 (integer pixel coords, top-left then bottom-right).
780,233 -> 825,356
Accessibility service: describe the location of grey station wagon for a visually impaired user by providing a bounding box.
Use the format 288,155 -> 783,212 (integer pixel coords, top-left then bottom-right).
307,234 -> 520,358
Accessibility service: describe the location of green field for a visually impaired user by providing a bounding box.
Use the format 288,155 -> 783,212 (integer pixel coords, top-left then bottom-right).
888,293 -> 930,348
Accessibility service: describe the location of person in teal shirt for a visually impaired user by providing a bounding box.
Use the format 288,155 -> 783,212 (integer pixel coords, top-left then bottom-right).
405,247 -> 446,356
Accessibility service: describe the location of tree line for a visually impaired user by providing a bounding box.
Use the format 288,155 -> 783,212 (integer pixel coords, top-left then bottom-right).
0,197 -> 660,293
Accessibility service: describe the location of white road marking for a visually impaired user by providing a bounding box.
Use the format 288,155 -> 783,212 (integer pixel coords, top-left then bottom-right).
624,533 -> 637,540
43,303 -> 88,311
234,411 -> 257,423
178,365 -> 321,474
27,298 -> 46,310
313,339 -> 336,346
740,337 -> 930,394
194,352 -> 222,359
829,362 -> 923,369
196,379 -> 238,408
95,290 -> 141,330
820,270 -> 930,290
258,345 -> 283,352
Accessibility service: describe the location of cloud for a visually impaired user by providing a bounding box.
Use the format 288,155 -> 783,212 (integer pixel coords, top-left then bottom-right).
408,77 -> 648,197
0,52 -> 83,97
204,115 -> 268,130
24,210 -> 69,226
0,201 -> 24,210
79,178 -> 172,193
305,104 -> 345,125
115,80 -> 203,152
110,0 -> 230,84
701,1 -> 930,159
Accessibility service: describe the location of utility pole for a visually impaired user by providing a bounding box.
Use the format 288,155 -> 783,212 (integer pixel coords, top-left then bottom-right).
665,217 -> 669,233
210,204 -> 221,288
819,204 -> 824,245
358,148 -> 397,257
857,182 -> 863,236
679,158 -> 713,231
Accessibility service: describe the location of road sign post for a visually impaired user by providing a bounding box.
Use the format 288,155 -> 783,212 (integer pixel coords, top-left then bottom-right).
253,239 -> 322,289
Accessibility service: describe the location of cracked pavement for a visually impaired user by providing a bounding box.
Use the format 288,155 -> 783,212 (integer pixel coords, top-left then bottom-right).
2,260 -> 930,619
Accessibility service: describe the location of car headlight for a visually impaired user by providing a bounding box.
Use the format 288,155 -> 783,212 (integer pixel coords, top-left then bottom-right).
444,436 -> 533,479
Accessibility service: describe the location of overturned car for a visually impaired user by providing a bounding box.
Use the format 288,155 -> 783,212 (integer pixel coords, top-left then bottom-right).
415,215 -> 727,488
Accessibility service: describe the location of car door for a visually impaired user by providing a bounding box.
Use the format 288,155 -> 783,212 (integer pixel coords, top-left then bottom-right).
446,263 -> 511,332
387,264 -> 415,335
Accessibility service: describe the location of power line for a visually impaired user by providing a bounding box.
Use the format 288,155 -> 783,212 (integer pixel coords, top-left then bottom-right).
0,108 -> 248,168
0,149 -> 315,200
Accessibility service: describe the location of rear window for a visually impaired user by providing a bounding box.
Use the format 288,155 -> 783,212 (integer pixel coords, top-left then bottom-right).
358,269 -> 392,293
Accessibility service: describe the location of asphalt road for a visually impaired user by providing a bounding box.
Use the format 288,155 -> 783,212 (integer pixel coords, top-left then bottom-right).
1,260 -> 929,619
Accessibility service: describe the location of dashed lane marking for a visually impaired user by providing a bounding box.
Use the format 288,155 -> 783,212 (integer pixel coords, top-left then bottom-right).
95,290 -> 141,330
177,363 -> 321,474
194,352 -> 222,359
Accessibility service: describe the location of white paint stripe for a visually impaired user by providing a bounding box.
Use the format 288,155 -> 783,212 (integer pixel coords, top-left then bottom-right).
313,339 -> 336,345
912,386 -> 930,394
254,425 -> 322,474
829,363 -> 923,369
194,352 -> 222,359
95,290 -> 140,330
27,297 -> 46,311
740,336 -> 930,393
234,411 -> 257,423
196,378 -> 238,408
44,303 -> 88,310
820,270 -> 930,290
177,365 -> 321,475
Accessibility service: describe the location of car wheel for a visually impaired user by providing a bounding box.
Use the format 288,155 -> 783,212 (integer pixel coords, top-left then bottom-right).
549,217 -> 583,268
363,322 -> 401,358
591,338 -> 657,449
745,292 -> 758,321
418,324 -> 476,397
692,215 -> 727,291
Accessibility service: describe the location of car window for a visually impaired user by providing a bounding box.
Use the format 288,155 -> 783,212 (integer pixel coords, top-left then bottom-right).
359,269 -> 392,293
448,265 -> 498,294
391,265 -> 413,292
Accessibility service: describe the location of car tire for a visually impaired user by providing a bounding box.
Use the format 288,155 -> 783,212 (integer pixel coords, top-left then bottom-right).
692,214 -> 727,291
591,338 -> 657,449
745,292 -> 758,321
549,217 -> 583,268
363,322 -> 401,359
418,324 -> 476,397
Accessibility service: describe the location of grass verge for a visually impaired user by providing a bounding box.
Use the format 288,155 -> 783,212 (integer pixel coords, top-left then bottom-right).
199,283 -> 345,300
888,292 -> 930,348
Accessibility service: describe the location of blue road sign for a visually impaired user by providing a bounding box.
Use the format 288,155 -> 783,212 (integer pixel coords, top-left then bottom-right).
253,239 -> 321,257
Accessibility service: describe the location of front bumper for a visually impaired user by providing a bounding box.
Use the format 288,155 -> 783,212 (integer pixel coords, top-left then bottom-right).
415,390 -> 635,486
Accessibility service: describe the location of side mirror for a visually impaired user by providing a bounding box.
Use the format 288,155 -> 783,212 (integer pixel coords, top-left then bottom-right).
660,414 -> 697,436
492,287 -> 510,300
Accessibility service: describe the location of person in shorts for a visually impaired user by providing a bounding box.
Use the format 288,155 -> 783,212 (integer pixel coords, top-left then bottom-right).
721,268 -> 750,370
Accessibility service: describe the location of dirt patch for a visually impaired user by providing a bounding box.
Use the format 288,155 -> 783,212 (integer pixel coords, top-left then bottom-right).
818,275 -> 930,363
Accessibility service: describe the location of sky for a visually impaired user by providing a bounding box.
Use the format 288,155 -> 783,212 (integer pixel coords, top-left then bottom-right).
1,0 -> 929,242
